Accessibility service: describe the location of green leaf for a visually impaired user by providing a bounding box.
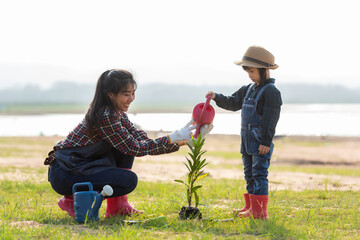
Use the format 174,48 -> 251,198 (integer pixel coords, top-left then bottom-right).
188,153 -> 195,160
198,160 -> 208,170
183,162 -> 191,172
198,163 -> 208,172
186,157 -> 193,169
192,185 -> 202,192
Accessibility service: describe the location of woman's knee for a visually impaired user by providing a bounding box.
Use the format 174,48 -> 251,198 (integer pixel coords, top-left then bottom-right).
127,171 -> 138,192
111,170 -> 138,196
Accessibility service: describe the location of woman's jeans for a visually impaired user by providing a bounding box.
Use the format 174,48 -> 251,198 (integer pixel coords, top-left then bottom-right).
48,152 -> 137,197
242,152 -> 270,195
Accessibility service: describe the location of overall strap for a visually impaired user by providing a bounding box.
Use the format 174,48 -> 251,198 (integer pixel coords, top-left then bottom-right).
244,83 -> 256,99
255,83 -> 274,102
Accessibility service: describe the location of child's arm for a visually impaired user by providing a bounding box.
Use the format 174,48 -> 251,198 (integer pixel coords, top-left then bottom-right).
206,86 -> 247,111
260,86 -> 282,147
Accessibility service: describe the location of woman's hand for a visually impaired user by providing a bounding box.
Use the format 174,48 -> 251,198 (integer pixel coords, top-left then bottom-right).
206,91 -> 216,100
168,119 -> 197,143
186,124 -> 214,147
258,145 -> 270,155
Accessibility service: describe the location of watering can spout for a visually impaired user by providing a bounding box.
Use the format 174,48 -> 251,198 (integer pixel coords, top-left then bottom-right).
91,185 -> 114,217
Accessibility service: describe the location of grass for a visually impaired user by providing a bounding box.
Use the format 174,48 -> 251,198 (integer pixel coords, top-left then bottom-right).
1,136 -> 359,177
0,137 -> 60,158
270,165 -> 360,177
1,137 -> 360,239
1,176 -> 360,239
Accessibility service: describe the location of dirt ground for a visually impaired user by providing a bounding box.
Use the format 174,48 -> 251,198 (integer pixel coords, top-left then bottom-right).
1,134 -> 360,191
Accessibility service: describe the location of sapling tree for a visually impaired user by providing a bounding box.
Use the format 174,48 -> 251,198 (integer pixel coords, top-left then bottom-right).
175,134 -> 209,208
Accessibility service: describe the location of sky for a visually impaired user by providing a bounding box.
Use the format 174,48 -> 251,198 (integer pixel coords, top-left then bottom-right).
1,0 -> 360,90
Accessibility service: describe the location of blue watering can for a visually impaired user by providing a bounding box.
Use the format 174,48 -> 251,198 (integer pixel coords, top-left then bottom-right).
72,182 -> 113,223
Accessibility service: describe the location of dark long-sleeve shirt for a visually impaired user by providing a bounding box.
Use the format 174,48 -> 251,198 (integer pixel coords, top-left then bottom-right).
214,78 -> 282,146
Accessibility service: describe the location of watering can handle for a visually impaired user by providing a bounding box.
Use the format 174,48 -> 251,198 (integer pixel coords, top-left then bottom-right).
199,96 -> 212,123
72,182 -> 93,194
194,96 -> 212,138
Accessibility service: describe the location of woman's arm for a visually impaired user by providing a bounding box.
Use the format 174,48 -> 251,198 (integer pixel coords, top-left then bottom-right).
120,113 -> 149,141
96,110 -> 179,157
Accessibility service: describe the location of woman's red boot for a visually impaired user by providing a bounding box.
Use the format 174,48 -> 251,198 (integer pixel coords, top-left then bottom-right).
105,195 -> 142,218
58,195 -> 75,217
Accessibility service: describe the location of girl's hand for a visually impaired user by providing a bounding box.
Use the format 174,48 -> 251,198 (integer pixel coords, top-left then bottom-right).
206,91 -> 216,100
258,145 -> 270,155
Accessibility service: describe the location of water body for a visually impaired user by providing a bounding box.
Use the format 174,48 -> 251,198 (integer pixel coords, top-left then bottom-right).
0,104 -> 359,137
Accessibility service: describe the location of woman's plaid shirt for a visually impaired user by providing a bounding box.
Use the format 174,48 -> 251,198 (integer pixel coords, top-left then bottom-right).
53,107 -> 179,157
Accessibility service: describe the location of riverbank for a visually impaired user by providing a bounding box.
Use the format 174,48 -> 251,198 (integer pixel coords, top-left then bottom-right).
1,134 -> 360,191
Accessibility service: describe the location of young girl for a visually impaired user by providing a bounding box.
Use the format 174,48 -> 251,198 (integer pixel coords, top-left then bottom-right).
206,46 -> 282,219
45,69 -> 212,218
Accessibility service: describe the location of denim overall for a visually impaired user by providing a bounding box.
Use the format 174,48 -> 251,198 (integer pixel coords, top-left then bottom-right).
241,83 -> 274,195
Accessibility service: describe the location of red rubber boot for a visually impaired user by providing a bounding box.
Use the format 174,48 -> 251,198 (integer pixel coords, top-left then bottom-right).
58,195 -> 75,217
105,195 -> 142,218
234,193 -> 251,215
106,168 -> 142,218
251,194 -> 268,219
238,194 -> 268,219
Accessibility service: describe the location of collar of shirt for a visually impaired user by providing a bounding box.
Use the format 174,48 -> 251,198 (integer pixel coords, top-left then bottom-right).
256,78 -> 275,88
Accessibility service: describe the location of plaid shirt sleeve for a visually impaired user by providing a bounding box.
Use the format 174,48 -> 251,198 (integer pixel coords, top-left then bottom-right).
120,114 -> 149,141
96,110 -> 179,156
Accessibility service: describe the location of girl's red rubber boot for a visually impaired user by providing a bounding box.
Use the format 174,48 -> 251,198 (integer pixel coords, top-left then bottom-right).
237,194 -> 268,219
58,195 -> 75,217
105,195 -> 142,218
234,193 -> 251,215
247,194 -> 268,219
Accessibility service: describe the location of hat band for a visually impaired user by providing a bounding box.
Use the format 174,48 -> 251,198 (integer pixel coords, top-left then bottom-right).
242,56 -> 275,68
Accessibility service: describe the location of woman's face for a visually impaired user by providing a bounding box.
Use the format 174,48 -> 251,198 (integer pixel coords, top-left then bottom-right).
245,67 -> 261,84
108,84 -> 136,112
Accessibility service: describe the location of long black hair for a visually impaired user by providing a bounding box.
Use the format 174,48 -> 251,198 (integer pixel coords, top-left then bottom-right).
85,69 -> 137,137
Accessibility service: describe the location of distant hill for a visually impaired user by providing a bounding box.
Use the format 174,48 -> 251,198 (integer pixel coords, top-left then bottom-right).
0,82 -> 359,112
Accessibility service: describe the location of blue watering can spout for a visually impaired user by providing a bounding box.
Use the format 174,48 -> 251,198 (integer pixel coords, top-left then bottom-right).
90,185 -> 114,218
73,182 -> 113,223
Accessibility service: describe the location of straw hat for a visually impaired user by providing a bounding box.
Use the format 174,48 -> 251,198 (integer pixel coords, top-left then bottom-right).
234,46 -> 278,69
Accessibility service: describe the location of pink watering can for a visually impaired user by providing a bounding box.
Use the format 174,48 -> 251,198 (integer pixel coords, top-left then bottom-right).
192,96 -> 215,138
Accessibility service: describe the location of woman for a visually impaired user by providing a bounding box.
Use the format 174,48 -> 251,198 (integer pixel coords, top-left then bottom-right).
45,69 -> 212,218
206,46 -> 282,219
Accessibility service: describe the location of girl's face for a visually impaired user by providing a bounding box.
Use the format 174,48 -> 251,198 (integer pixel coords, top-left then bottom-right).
108,84 -> 136,112
245,67 -> 261,84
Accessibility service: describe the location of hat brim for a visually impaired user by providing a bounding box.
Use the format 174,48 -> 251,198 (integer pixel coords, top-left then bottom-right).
234,60 -> 278,70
